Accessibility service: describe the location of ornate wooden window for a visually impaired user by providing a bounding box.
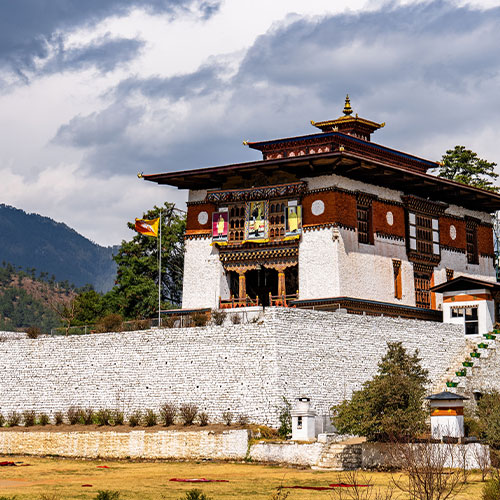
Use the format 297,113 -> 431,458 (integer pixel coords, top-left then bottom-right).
228,204 -> 245,243
446,268 -> 454,281
414,271 -> 431,309
408,212 -> 440,257
356,193 -> 374,245
269,200 -> 286,241
393,259 -> 402,299
466,218 -> 479,264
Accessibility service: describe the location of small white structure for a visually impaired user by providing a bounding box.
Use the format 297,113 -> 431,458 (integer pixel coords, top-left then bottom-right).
431,277 -> 500,336
426,391 -> 468,440
291,397 -> 317,441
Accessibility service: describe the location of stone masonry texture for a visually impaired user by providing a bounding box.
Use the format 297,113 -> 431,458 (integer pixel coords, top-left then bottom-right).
0,308 -> 466,427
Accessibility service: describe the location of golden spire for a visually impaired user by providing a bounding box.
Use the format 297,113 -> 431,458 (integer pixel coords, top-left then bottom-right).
343,94 -> 353,116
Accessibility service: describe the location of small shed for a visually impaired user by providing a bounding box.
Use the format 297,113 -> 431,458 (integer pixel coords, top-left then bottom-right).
431,276 -> 500,335
426,391 -> 468,439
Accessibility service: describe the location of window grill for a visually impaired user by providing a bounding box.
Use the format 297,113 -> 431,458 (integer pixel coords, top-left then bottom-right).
414,272 -> 431,309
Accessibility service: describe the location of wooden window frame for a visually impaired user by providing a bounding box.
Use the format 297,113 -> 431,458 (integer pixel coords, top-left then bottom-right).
408,211 -> 440,258
466,218 -> 479,265
393,259 -> 402,299
356,194 -> 374,245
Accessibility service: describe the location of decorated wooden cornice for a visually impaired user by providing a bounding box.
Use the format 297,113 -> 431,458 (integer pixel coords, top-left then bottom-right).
465,215 -> 481,229
402,195 -> 448,216
413,262 -> 435,274
219,245 -> 298,263
440,244 -> 466,254
356,191 -> 377,206
375,231 -> 405,242
206,181 -> 306,203
185,231 -> 211,240
303,222 -> 356,232
307,185 -> 404,208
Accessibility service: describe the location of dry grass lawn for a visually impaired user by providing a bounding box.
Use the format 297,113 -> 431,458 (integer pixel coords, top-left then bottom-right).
0,456 -> 487,499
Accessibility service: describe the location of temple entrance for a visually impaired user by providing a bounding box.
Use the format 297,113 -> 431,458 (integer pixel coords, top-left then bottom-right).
228,266 -> 298,306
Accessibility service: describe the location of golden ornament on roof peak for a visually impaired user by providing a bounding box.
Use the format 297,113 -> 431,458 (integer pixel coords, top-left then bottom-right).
343,94 -> 353,116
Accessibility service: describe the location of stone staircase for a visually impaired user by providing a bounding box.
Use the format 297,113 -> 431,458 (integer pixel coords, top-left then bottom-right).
432,330 -> 498,398
313,442 -> 362,470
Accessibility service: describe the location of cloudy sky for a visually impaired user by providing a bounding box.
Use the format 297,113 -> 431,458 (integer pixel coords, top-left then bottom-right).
1,0 -> 500,247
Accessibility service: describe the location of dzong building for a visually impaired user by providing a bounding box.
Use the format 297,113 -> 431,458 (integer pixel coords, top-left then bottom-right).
144,97 -> 500,334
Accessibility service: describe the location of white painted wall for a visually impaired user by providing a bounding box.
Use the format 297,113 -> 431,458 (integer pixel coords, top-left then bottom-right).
299,228 -> 339,300
182,238 -> 225,309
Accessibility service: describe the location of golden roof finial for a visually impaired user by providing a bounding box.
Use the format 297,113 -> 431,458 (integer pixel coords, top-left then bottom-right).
343,94 -> 353,116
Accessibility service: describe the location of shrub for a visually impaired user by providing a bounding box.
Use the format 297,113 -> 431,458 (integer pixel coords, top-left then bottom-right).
38,413 -> 50,426
178,489 -> 213,500
159,403 -> 177,426
476,390 -> 500,448
179,404 -> 198,426
191,312 -> 208,327
128,410 -> 142,427
483,469 -> 500,500
0,413 -> 5,427
144,409 -> 157,427
94,491 -> 121,500
97,314 -> 123,333
39,494 -> 62,500
332,342 -> 429,442
54,411 -> 64,425
256,425 -> 279,439
22,410 -> 36,427
0,496 -> 19,500
112,410 -> 124,426
26,326 -> 41,339
222,411 -> 233,426
199,412 -> 209,426
79,408 -> 94,425
211,309 -> 226,326
7,411 -> 21,427
94,409 -> 112,426
67,406 -> 81,425
278,397 -> 292,439
126,319 -> 150,331
230,314 -> 241,325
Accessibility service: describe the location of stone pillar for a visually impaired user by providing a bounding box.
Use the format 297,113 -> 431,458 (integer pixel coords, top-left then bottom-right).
278,271 -> 286,297
238,272 -> 246,300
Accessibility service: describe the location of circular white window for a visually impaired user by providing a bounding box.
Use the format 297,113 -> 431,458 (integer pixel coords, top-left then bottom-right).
450,224 -> 457,240
311,199 -> 325,216
386,211 -> 394,226
198,211 -> 208,225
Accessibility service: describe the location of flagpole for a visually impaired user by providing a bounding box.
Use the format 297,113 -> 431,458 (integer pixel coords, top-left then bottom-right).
158,210 -> 162,328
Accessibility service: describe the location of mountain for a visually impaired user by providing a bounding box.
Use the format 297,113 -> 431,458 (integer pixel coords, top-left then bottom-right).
0,204 -> 116,292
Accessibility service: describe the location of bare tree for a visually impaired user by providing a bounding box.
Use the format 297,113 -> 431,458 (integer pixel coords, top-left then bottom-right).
389,438 -> 469,500
472,443 -> 492,482
49,298 -> 77,336
329,469 -> 397,500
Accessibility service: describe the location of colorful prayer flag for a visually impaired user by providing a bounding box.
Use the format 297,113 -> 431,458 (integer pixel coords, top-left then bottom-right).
135,217 -> 159,237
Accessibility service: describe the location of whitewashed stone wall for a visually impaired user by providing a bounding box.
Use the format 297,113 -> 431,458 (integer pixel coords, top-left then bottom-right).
0,429 -> 248,460
0,309 -> 467,426
182,238 -> 228,309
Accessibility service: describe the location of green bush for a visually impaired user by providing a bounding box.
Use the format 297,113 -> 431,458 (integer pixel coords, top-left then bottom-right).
178,489 -> 212,500
277,398 -> 292,438
482,470 -> 500,500
38,413 -> 50,426
128,410 -> 142,427
112,410 -> 124,426
22,410 -> 36,427
477,391 -> 500,448
94,491 -> 120,500
0,413 -> 5,427
7,411 -> 21,427
54,411 -> 64,425
332,342 -> 429,442
94,409 -> 112,426
143,409 -> 157,427
159,403 -> 177,426
80,408 -> 94,425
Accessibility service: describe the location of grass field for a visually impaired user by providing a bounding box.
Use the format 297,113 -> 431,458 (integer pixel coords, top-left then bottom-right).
0,456 -> 487,499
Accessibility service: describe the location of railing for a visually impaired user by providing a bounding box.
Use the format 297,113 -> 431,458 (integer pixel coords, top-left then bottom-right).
268,292 -> 298,307
219,295 -> 259,309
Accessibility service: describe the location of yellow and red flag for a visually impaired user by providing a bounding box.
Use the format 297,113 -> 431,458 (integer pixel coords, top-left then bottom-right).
135,217 -> 159,237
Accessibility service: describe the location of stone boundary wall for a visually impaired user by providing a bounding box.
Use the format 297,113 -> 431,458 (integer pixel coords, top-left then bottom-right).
0,429 -> 249,460
0,308 -> 466,426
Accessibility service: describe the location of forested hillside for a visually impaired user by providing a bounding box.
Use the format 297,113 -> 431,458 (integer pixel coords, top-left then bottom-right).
0,204 -> 116,292
0,263 -> 75,333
